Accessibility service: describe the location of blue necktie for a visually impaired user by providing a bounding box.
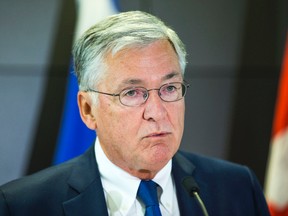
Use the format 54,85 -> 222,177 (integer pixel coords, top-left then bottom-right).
137,180 -> 162,216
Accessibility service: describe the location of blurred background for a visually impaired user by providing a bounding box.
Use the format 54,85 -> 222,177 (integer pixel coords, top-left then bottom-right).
0,0 -> 287,190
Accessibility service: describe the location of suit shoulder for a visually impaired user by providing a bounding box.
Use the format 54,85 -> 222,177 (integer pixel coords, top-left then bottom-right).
0,147 -> 97,215
177,150 -> 253,179
0,156 -> 80,198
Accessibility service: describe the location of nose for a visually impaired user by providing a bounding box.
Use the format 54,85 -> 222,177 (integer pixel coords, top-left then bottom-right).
143,90 -> 167,121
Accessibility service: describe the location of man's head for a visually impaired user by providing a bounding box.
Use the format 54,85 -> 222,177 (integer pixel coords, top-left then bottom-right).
74,11 -> 188,179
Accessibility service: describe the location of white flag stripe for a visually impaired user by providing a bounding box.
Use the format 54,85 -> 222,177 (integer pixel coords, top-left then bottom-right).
74,0 -> 118,40
265,127 -> 288,208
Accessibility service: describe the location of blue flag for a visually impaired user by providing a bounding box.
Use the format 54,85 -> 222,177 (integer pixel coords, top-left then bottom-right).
53,62 -> 95,164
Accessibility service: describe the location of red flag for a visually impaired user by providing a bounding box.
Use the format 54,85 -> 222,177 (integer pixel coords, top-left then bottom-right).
265,32 -> 288,216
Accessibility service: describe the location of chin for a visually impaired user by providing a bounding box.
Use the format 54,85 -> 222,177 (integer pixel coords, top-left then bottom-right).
150,148 -> 173,165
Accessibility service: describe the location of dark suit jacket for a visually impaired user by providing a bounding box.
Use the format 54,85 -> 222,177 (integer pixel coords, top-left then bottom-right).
0,145 -> 270,216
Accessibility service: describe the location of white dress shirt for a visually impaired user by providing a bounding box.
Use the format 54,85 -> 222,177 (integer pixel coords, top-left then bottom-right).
95,138 -> 180,216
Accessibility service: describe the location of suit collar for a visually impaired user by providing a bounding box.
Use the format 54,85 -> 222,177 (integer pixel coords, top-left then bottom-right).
62,145 -> 108,216
173,151 -> 196,175
172,151 -> 205,215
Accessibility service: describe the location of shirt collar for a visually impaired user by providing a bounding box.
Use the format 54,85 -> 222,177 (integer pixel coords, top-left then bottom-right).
94,137 -> 173,215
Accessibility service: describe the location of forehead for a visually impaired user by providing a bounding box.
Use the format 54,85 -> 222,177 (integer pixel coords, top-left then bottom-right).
103,40 -> 182,88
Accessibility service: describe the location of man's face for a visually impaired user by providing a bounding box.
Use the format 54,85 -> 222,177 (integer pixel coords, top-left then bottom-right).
93,40 -> 185,179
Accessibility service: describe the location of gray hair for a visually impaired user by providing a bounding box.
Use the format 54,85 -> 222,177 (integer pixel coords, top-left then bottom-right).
73,10 -> 187,91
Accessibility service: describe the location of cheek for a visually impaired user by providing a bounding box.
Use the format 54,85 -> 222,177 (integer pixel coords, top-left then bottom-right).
173,102 -> 185,125
97,102 -> 139,141
172,104 -> 185,145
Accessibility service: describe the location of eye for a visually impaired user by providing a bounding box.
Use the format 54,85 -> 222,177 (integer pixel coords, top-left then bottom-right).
122,88 -> 144,98
124,89 -> 137,97
164,84 -> 177,93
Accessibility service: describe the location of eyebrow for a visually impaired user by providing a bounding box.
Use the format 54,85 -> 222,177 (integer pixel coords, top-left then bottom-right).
163,71 -> 182,81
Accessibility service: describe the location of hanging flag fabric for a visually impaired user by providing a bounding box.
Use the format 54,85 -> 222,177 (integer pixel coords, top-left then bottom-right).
265,32 -> 288,216
53,0 -> 119,164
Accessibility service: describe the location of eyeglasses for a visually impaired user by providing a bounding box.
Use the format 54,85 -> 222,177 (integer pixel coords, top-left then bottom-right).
85,82 -> 189,107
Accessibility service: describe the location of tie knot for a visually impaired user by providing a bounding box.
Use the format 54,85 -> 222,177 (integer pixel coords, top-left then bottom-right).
137,180 -> 159,207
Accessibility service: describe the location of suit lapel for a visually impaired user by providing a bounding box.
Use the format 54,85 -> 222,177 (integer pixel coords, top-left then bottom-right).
172,152 -> 204,216
62,146 -> 109,216
61,147 -> 205,215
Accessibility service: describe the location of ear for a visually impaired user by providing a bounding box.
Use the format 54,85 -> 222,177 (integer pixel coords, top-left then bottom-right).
77,91 -> 97,130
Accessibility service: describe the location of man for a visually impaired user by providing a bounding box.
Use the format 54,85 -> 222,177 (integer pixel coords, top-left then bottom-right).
0,11 -> 270,216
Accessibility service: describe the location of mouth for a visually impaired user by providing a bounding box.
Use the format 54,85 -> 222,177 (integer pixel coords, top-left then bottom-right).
144,132 -> 171,138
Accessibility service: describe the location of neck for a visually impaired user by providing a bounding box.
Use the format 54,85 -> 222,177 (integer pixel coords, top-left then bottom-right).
127,168 -> 158,180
